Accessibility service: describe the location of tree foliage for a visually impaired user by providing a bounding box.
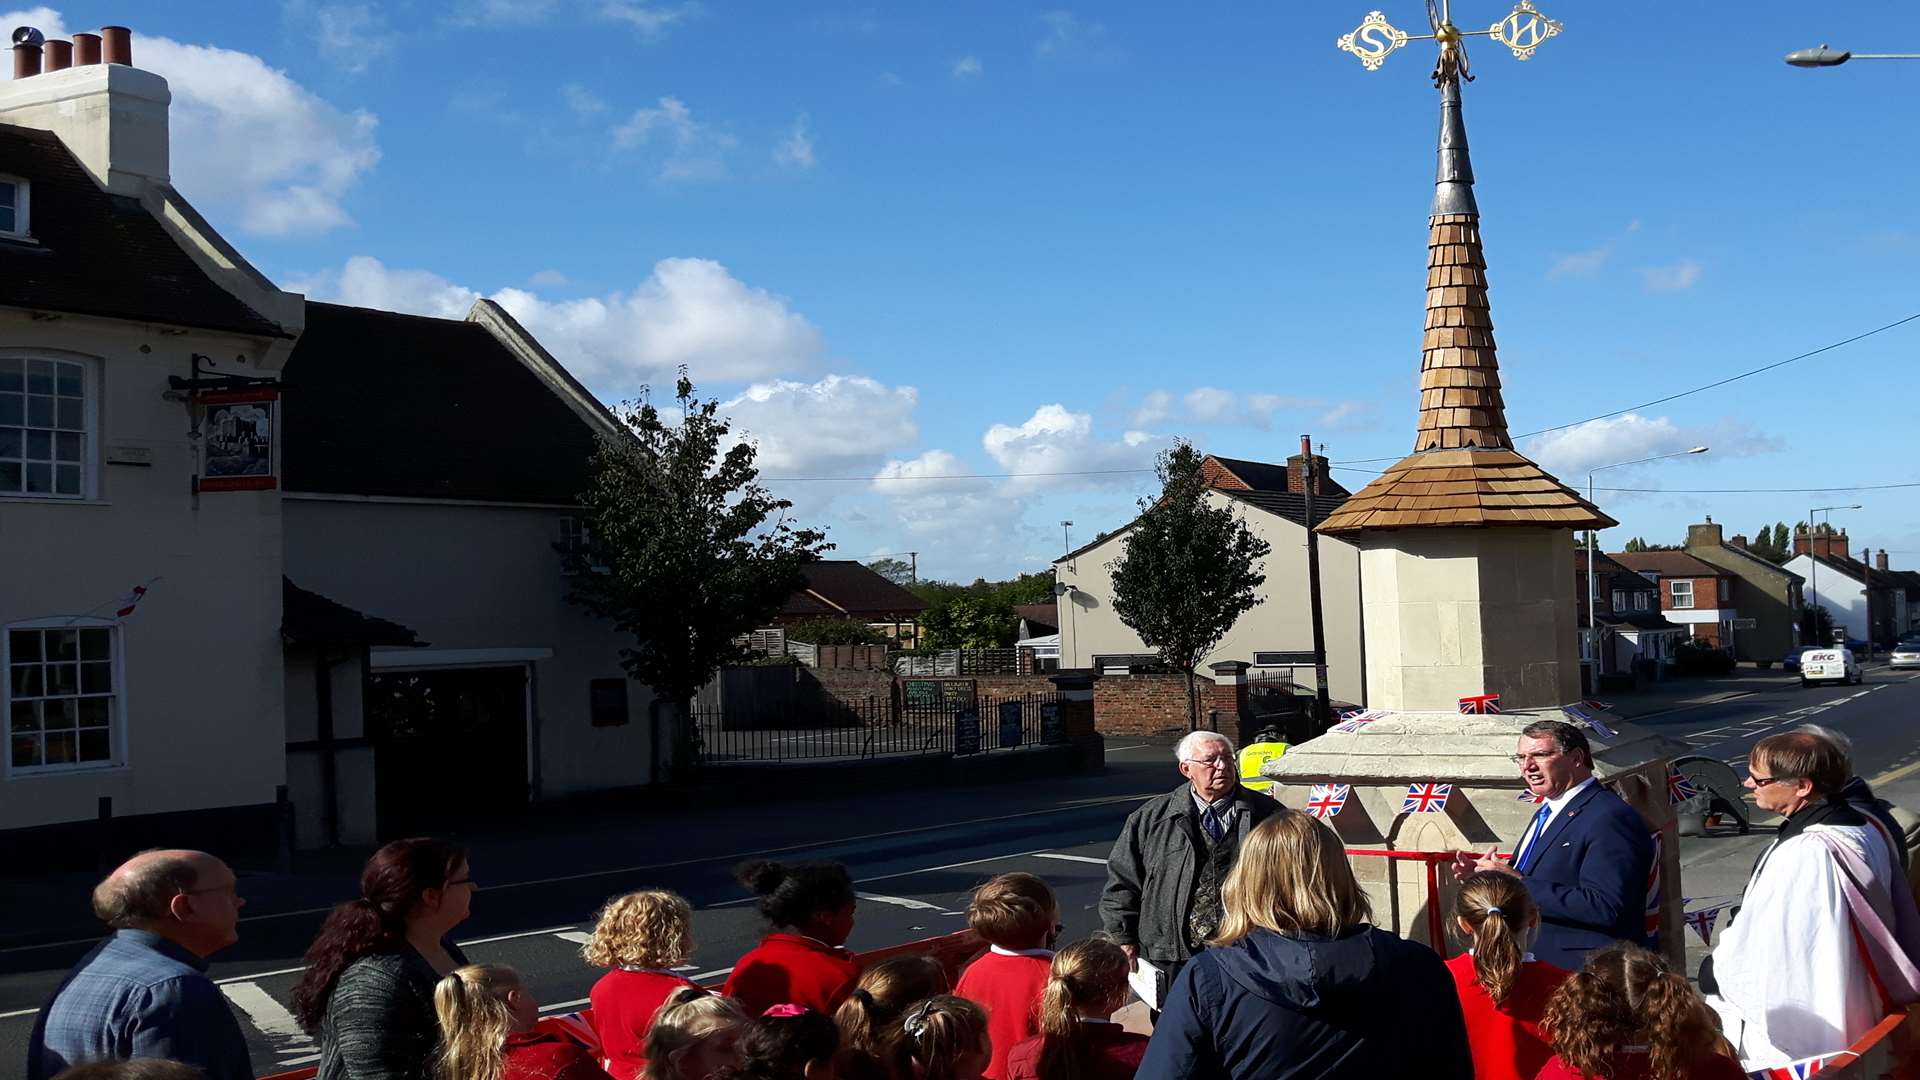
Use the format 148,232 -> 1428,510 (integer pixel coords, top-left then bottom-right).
1746,522 -> 1792,564
920,595 -> 1020,649
1622,537 -> 1678,553
1107,442 -> 1271,729
564,375 -> 831,773
866,558 -> 915,586
786,618 -> 889,646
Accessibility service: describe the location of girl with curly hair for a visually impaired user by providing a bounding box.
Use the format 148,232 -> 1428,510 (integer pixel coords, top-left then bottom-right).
1536,943 -> 1743,1080
584,891 -> 701,1080
643,988 -> 749,1080
1444,872 -> 1569,1080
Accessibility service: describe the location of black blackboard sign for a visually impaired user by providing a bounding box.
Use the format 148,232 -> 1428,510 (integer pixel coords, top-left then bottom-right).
1041,702 -> 1064,743
954,707 -> 981,755
998,701 -> 1024,749
906,679 -> 975,709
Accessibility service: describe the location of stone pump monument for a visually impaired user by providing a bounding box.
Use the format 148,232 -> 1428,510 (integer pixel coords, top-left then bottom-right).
1264,1 -> 1689,960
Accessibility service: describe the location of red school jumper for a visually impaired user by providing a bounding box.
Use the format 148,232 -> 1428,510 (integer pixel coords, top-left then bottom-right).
589,968 -> 702,1080
1004,1023 -> 1150,1080
503,1030 -> 617,1080
955,947 -> 1054,1080
1534,1049 -> 1747,1080
1445,953 -> 1571,1080
723,933 -> 861,1016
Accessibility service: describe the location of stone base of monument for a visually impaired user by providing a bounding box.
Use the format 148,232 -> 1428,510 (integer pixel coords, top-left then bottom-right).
1262,704 -> 1691,964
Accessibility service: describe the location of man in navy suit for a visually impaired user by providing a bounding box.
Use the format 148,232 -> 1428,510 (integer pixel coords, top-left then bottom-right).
1453,720 -> 1654,971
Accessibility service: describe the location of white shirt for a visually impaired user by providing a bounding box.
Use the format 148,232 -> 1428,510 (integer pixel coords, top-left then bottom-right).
1515,776 -> 1596,866
988,945 -> 1056,958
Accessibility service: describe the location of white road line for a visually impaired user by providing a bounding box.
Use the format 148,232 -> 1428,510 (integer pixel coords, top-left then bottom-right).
277,1052 -> 321,1067
202,925 -> 581,989
553,930 -> 594,945
215,965 -> 308,986
461,925 -> 578,946
693,966 -> 735,981
222,982 -> 313,1046
1105,744 -> 1148,753
0,1005 -> 41,1019
1031,853 -> 1108,865
859,893 -> 963,916
541,997 -> 591,1013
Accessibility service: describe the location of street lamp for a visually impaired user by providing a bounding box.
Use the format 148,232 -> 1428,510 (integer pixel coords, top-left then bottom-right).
1806,503 -> 1863,647
1785,44 -> 1920,67
1584,447 -> 1710,672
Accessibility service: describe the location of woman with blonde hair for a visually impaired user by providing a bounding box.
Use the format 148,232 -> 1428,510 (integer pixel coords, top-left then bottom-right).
643,988 -> 749,1080
1137,810 -> 1472,1079
879,996 -> 992,1080
1004,940 -> 1146,1080
585,891 -> 702,1080
1444,872 -> 1569,1080
1536,943 -> 1743,1080
434,964 -> 611,1080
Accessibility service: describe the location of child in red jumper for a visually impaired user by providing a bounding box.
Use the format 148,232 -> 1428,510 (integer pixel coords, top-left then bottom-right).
1535,943 -> 1744,1080
1005,939 -> 1148,1080
433,963 -> 614,1080
954,873 -> 1060,1080
583,890 -> 702,1080
724,860 -> 861,1016
1444,872 -> 1569,1080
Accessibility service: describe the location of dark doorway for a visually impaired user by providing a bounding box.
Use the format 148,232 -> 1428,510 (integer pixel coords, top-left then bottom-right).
368,665 -> 530,838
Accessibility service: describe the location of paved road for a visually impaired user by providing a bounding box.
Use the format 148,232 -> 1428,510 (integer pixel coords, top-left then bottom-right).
5,670 -> 1919,1077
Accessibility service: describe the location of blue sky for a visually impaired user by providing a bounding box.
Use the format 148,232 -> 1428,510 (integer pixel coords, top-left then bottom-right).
12,2 -> 1920,579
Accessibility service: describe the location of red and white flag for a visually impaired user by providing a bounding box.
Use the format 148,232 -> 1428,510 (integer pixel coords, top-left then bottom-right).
1306,784 -> 1351,820
1402,782 -> 1452,814
1458,693 -> 1501,715
114,584 -> 149,618
1668,770 -> 1700,806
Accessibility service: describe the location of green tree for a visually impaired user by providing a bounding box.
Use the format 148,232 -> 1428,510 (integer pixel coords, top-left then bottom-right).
866,557 -> 915,586
786,618 -> 889,646
920,595 -> 1019,649
1107,442 -> 1272,730
1624,536 -> 1649,553
564,375 -> 830,777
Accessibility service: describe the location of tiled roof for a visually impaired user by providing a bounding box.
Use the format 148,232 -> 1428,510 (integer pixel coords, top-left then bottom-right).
282,302 -> 604,503
1416,214 -> 1510,452
0,123 -> 284,337
1223,488 -> 1352,530
1318,449 -> 1613,533
1611,551 -> 1728,579
780,562 -> 926,618
1014,603 -> 1059,635
1206,455 -> 1352,499
1601,612 -> 1686,632
282,578 -> 421,647
1576,550 -> 1654,585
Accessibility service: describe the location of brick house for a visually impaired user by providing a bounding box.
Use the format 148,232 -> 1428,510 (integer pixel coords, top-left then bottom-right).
772,560 -> 928,647
1782,526 -> 1915,647
1684,519 -> 1804,662
1610,550 -> 1739,651
1573,550 -> 1685,677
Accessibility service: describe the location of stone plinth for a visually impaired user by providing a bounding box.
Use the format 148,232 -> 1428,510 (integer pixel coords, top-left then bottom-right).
1356,528 -> 1581,712
1263,706 -> 1688,963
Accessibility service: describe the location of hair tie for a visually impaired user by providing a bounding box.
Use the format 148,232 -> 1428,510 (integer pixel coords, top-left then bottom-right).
903,999 -> 937,1039
1485,905 -> 1503,916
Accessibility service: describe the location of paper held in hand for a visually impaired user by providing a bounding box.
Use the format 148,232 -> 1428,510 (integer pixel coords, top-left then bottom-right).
1128,958 -> 1163,1012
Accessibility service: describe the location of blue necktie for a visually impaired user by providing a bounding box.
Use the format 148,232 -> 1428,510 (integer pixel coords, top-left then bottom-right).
1515,805 -> 1551,871
1203,805 -> 1225,843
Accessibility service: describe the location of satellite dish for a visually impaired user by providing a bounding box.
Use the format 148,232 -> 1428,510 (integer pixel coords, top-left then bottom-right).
12,26 -> 45,47
1053,581 -> 1072,596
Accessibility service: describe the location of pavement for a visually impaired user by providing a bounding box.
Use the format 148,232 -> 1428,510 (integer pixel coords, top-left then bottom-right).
5,664 -> 1920,1076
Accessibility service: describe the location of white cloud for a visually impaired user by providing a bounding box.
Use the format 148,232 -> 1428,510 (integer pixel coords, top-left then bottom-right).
1129,387 -> 1321,430
1315,400 -> 1377,432
562,83 -> 608,115
1524,413 -> 1776,486
878,71 -> 904,88
983,404 -> 1161,495
723,375 -> 917,475
449,0 -> 558,24
612,96 -> 737,181
528,269 -> 571,288
1639,259 -> 1703,293
952,55 -> 982,79
3,7 -> 382,236
1131,390 -> 1171,426
600,1 -> 699,35
874,449 -> 1008,536
1035,10 -> 1123,62
774,115 -> 816,170
1547,240 -> 1614,280
283,2 -> 389,74
288,255 -> 824,390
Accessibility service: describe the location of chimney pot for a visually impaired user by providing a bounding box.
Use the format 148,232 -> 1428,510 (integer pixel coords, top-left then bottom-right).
1878,551 -> 1890,572
100,25 -> 131,66
12,42 -> 42,81
43,39 -> 71,71
73,32 -> 101,65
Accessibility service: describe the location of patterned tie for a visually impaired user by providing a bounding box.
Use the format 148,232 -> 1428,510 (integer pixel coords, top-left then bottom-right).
1203,804 -> 1226,844
1516,805 -> 1551,871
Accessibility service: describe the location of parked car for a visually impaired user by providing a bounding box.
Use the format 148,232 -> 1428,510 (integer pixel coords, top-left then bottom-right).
1783,646 -> 1809,672
1801,647 -> 1863,687
1893,643 -> 1920,670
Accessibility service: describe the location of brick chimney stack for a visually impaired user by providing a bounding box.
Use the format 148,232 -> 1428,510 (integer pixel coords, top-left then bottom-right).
1731,533 -> 1748,549
1686,520 -> 1724,549
1286,448 -> 1329,496
1796,524 -> 1851,560
0,25 -> 170,197
1878,550 -> 1890,572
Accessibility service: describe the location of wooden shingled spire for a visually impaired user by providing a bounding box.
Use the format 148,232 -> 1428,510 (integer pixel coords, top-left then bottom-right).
1319,71 -> 1613,535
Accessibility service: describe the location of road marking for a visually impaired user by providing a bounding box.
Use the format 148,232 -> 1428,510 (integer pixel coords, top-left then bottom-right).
1105,744 -> 1148,753
859,893 -> 963,916
1032,852 -> 1108,865
462,925 -> 578,946
542,997 -> 591,1013
277,1052 -> 320,1067
553,930 -> 594,945
0,1005 -> 41,1019
1870,758 -> 1920,788
222,982 -> 313,1047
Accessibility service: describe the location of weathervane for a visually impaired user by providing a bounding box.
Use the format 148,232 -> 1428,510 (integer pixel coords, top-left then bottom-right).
1337,0 -> 1561,81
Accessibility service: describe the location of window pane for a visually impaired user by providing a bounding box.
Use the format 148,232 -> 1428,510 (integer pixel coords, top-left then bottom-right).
0,206 -> 12,234
56,398 -> 81,430
0,181 -> 13,209
11,733 -> 40,767
80,629 -> 109,661
25,430 -> 49,459
24,462 -> 50,493
0,357 -> 17,387
10,700 -> 38,732
54,432 -> 79,462
44,697 -> 75,730
80,662 -> 111,694
55,464 -> 79,494
78,729 -> 110,762
78,697 -> 110,727
9,629 -> 40,662
26,396 -> 50,427
45,662 -> 76,695
26,361 -> 51,393
49,630 -> 77,660
0,461 -> 19,491
0,427 -> 19,457
0,393 -> 20,424
43,731 -> 76,764
54,365 -> 81,398
10,664 -> 40,697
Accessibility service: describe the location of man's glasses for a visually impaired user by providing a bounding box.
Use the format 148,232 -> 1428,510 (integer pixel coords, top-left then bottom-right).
1183,757 -> 1234,771
1746,773 -> 1786,788
1509,750 -> 1563,766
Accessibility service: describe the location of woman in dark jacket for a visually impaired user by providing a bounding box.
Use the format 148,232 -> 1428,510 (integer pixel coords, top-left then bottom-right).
1137,811 -> 1472,1080
291,838 -> 476,1080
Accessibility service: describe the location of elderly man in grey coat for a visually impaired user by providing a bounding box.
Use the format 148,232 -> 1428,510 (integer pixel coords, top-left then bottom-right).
1100,729 -> 1282,1011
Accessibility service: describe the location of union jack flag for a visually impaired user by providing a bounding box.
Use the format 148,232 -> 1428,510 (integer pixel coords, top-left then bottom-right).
1686,906 -> 1721,945
1747,1054 -> 1840,1079
1306,783 -> 1351,820
1645,831 -> 1663,937
537,1010 -> 603,1057
1517,790 -> 1546,804
1458,693 -> 1501,715
114,584 -> 149,618
1582,698 -> 1613,711
1668,770 -> 1700,806
1331,709 -> 1385,733
1402,782 -> 1452,814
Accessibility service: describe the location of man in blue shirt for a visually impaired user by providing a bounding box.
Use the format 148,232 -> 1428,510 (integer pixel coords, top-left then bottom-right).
27,849 -> 254,1080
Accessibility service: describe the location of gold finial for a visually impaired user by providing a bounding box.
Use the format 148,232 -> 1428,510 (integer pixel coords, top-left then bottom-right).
1336,1 -> 1562,73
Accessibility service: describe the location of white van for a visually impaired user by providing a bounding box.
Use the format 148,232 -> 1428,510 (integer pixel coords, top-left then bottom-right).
1801,648 -> 1862,687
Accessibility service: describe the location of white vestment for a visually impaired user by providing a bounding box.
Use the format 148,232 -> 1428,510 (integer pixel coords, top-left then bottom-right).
1706,822 -> 1901,1068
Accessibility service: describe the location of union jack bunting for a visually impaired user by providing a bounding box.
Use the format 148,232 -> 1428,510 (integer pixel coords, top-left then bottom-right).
537,1011 -> 603,1057
1583,712 -> 1619,740
1747,1054 -> 1841,1079
1458,693 -> 1501,714
1402,782 -> 1452,814
1668,770 -> 1700,806
1517,790 -> 1546,804
1331,710 -> 1384,733
1582,698 -> 1613,711
1685,906 -> 1721,945
1645,831 -> 1663,938
114,584 -> 149,618
1305,783 -> 1351,820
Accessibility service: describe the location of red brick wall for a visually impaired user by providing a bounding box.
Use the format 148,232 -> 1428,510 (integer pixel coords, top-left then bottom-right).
1094,673 -> 1196,736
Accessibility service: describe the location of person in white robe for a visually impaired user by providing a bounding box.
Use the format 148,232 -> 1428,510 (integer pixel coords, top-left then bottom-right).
1705,731 -> 1920,1070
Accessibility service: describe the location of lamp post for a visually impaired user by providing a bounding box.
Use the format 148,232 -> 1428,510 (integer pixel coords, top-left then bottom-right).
1806,504 -> 1863,646
1785,45 -> 1920,67
1585,447 -> 1709,676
